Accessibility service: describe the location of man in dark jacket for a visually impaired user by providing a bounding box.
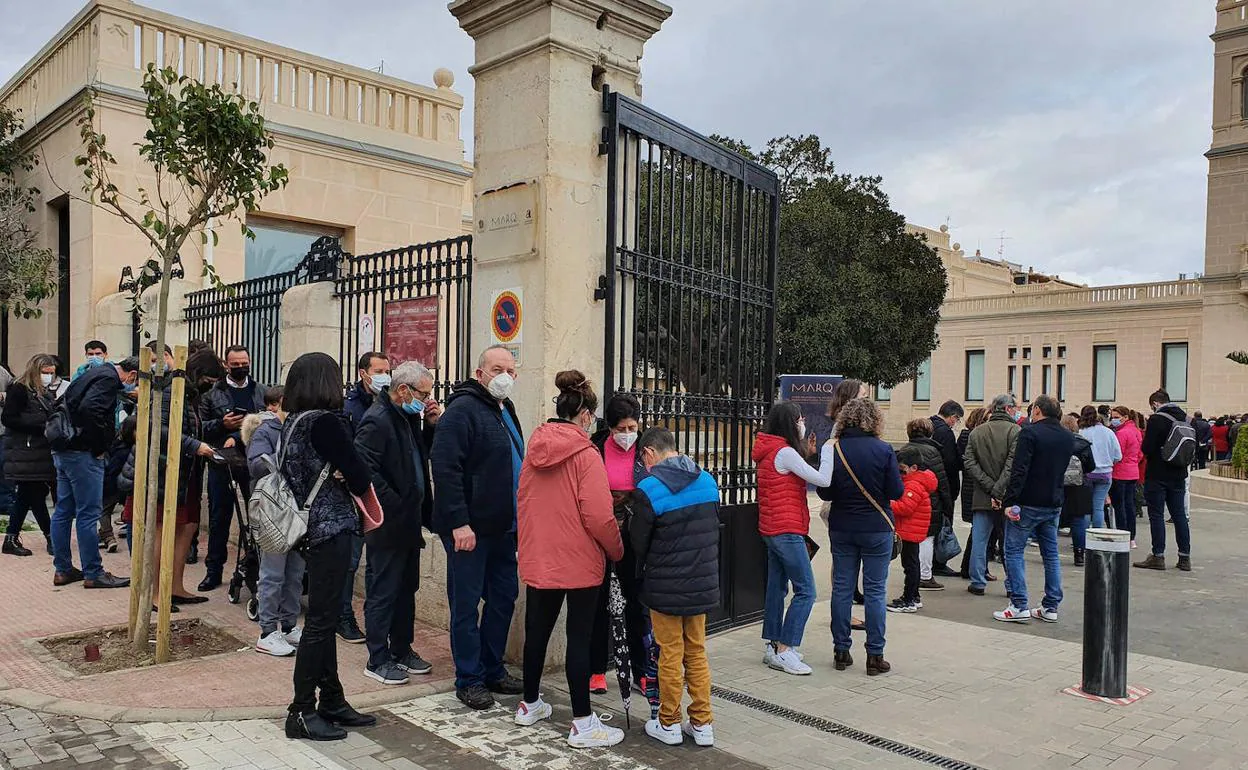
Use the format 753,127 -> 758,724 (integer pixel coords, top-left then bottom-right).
902,419 -> 953,592
928,400 -> 964,577
49,358 -> 134,589
995,394 -> 1088,624
354,361 -> 441,686
1135,390 -> 1192,572
430,345 -> 525,710
630,427 -> 720,743
962,394 -> 1020,594
197,345 -> 265,591
1191,411 -> 1212,470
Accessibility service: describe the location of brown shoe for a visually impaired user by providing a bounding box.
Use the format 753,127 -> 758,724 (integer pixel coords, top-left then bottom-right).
53,568 -> 84,586
1176,556 -> 1192,572
83,572 -> 130,589
1133,554 -> 1166,571
866,655 -> 891,676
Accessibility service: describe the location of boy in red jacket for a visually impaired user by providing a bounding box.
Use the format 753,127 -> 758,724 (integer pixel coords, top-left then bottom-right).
889,446 -> 936,613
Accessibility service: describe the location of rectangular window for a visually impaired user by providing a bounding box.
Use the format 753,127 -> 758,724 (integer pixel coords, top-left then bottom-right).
1162,343 -> 1189,402
1057,364 -> 1067,402
1022,365 -> 1032,401
245,217 -> 342,279
875,384 -> 891,402
1057,345 -> 1067,359
1022,347 -> 1032,360
1042,346 -> 1052,359
1093,345 -> 1117,402
1007,365 -> 1017,394
1008,347 -> 1018,360
1042,364 -> 1052,396
913,357 -> 931,402
965,350 -> 985,402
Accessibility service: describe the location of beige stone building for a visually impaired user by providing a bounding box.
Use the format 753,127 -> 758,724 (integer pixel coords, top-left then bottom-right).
879,0 -> 1248,440
1,0 -> 473,369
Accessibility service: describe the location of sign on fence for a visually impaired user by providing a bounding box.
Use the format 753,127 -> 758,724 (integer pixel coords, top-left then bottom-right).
383,297 -> 440,370
778,374 -> 845,451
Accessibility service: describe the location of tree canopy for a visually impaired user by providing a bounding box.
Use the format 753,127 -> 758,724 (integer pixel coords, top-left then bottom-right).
0,105 -> 57,319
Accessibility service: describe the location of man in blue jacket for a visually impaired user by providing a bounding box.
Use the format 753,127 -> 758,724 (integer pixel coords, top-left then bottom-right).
995,394 -> 1089,625
430,345 -> 525,710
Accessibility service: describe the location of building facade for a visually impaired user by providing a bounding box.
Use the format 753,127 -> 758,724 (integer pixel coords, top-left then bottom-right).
0,0 -> 473,369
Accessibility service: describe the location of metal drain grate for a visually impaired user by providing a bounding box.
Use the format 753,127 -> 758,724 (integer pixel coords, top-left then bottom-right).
710,685 -> 986,770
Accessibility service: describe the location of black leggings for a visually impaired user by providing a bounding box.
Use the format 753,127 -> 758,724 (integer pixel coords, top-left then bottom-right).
523,585 -> 599,717
901,541 -> 920,602
7,481 -> 53,537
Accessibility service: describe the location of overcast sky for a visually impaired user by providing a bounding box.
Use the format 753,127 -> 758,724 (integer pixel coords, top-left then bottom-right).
1,0 -> 1213,286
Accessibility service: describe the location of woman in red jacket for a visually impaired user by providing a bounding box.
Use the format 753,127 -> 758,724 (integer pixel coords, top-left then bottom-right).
515,371 -> 625,749
889,446 -> 935,613
1213,417 -> 1231,462
752,401 -> 833,677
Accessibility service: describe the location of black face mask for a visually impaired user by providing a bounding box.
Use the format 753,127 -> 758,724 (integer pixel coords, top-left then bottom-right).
197,381 -> 215,394
229,366 -> 250,382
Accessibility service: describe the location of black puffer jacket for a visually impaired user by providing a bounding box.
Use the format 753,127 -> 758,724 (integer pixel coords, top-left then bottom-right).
353,393 -> 435,552
956,428 -> 973,523
630,455 -> 721,616
116,388 -> 206,505
904,437 -> 953,537
2,383 -> 56,482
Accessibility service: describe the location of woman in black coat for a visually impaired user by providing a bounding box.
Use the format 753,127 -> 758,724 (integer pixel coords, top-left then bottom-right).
2,355 -> 59,557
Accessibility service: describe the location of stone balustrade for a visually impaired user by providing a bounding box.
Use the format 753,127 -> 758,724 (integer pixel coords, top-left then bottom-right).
943,279 -> 1204,317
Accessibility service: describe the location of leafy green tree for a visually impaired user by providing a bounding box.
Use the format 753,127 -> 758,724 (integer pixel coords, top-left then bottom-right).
1228,351 -> 1248,366
0,105 -> 57,319
77,65 -> 287,653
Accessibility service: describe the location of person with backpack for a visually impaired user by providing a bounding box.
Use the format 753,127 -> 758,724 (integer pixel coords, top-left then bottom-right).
1134,390 -> 1193,572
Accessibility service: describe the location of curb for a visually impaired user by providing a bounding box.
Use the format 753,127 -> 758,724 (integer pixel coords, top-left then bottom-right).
0,678 -> 455,723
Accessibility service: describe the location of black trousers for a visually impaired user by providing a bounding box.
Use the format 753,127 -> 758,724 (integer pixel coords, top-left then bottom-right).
363,541 -> 420,669
900,541 -> 920,602
523,585 -> 599,718
7,481 -> 52,536
590,539 -> 648,678
291,532 -> 352,714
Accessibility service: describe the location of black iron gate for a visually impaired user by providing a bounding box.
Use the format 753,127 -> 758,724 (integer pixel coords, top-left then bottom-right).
600,88 -> 780,633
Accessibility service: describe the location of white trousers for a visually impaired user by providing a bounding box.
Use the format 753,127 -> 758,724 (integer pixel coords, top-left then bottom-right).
919,536 -> 934,580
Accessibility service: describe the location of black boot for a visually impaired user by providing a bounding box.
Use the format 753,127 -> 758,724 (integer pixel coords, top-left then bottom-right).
3,534 -> 32,557
318,702 -> 377,728
285,711 -> 347,741
1073,548 -> 1085,567
834,650 -> 853,671
866,655 -> 892,676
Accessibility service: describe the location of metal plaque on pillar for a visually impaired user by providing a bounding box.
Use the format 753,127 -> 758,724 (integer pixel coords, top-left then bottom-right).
474,180 -> 538,264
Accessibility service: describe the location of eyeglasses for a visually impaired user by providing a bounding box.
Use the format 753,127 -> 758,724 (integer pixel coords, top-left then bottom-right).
409,385 -> 432,401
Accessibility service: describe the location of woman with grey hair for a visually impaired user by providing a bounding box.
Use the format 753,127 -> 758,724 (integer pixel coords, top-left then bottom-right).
817,398 -> 903,675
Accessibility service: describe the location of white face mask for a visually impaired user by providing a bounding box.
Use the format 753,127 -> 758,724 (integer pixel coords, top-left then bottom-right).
368,373 -> 391,394
486,372 -> 515,401
613,431 -> 638,451
40,373 -> 54,387
798,421 -> 807,440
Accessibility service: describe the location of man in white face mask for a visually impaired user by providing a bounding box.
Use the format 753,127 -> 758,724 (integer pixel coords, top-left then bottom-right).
430,345 -> 525,710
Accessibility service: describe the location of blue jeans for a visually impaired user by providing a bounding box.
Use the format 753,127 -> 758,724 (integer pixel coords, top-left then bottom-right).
51,451 -> 106,580
969,511 -> 994,589
1089,479 -> 1111,528
1144,478 -> 1190,557
762,534 -> 816,648
1003,506 -> 1063,612
441,533 -> 518,689
1071,513 -> 1089,551
1109,480 -> 1137,539
259,548 -> 306,636
829,529 -> 892,656
340,533 -> 364,622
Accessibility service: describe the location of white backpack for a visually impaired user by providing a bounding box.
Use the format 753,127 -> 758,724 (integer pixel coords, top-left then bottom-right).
248,411 -> 329,554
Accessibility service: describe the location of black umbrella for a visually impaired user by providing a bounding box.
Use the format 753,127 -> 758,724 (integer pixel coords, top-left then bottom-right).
606,566 -> 632,728
641,616 -> 660,721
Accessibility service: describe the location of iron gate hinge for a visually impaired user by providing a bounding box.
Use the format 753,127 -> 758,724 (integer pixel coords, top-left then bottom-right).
593,274 -> 609,301
598,126 -> 611,156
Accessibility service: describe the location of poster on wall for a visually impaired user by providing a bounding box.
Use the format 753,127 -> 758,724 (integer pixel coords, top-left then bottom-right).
383,296 -> 440,370
778,374 -> 845,451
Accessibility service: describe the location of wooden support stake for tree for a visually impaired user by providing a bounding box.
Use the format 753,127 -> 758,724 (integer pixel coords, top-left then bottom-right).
154,345 -> 188,663
127,348 -> 155,642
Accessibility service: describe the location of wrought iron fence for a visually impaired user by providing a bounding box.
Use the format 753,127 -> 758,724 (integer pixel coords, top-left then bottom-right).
184,266 -> 298,387
335,236 -> 473,400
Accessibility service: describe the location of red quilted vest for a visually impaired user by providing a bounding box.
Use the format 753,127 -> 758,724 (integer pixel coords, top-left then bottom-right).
752,433 -> 811,537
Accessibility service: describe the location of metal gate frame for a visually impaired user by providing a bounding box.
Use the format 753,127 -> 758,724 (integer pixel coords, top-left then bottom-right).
600,87 -> 781,632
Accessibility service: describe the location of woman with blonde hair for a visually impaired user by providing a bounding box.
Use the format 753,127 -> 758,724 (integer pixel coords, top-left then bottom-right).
2,354 -> 59,556
817,398 -> 903,675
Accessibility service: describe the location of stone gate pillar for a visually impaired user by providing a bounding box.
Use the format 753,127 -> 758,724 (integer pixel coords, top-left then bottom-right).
446,0 -> 672,659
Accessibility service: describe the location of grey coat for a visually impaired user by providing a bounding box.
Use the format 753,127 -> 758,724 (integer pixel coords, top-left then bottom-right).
963,410 -> 1021,515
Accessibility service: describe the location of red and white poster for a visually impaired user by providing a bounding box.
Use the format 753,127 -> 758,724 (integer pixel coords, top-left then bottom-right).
383,296 -> 440,370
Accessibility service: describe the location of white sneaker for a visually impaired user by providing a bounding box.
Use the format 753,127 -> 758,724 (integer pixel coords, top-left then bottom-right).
993,605 -> 1031,623
514,698 -> 552,726
682,721 -> 714,746
762,642 -> 777,666
568,714 -> 624,748
646,718 -> 683,746
769,648 -> 812,676
1030,607 -> 1058,623
283,627 -> 302,646
1130,540 -> 1138,550
256,630 -> 295,657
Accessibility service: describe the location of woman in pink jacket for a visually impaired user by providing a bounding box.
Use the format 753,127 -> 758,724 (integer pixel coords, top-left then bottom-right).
515,370 -> 625,749
1109,405 -> 1143,549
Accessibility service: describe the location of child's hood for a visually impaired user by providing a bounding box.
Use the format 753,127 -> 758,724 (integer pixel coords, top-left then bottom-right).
648,454 -> 701,494
239,411 -> 275,447
909,468 -> 938,495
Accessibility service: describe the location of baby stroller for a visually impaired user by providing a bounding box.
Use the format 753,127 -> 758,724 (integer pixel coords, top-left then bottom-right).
215,448 -> 260,622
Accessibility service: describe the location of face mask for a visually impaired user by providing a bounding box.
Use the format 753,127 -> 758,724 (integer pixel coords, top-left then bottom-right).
86,356 -> 105,368
369,373 -> 392,394
1111,418 -> 1123,428
798,422 -> 807,440
487,372 -> 515,401
123,381 -> 138,394
229,366 -> 250,382
613,431 -> 638,451
401,399 -> 425,415
40,373 -> 54,387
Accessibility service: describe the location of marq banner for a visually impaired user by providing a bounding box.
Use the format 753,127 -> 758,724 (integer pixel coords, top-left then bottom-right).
778,374 -> 845,451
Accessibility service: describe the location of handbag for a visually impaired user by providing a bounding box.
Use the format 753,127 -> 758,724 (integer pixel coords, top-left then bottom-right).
934,521 -> 962,563
833,441 -> 901,561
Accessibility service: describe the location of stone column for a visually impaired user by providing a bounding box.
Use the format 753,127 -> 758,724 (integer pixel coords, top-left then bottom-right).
138,279 -> 197,349
448,0 -> 671,660
279,282 -> 342,379
93,291 -> 135,356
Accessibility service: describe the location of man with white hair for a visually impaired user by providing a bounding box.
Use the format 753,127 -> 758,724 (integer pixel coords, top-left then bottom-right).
353,360 -> 442,686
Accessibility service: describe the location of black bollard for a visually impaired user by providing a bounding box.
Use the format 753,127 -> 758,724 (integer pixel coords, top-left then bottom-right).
1082,528 -> 1130,698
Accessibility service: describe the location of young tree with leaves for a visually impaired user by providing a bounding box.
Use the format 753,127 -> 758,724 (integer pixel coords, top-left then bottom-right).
0,105 -> 57,320
77,65 -> 287,650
